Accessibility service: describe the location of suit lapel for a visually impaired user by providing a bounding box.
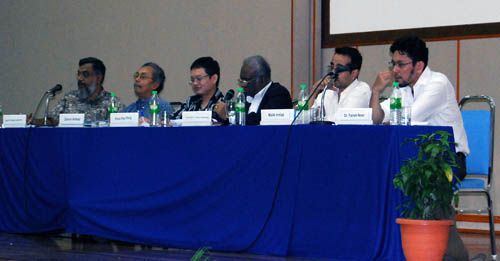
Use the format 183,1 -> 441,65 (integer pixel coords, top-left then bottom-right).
258,83 -> 274,113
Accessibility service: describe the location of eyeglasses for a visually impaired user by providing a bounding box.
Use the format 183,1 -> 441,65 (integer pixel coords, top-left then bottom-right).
388,61 -> 412,69
326,63 -> 351,74
237,77 -> 257,86
77,70 -> 94,79
188,75 -> 210,85
134,72 -> 153,81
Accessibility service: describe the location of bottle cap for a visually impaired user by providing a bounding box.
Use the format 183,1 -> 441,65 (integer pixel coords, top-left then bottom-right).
238,87 -> 244,92
393,82 -> 399,87
152,91 -> 158,95
111,93 -> 116,97
300,84 -> 306,90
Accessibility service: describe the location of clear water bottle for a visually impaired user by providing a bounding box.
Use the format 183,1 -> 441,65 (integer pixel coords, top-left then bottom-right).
297,84 -> 309,124
235,87 -> 246,126
108,93 -> 119,113
149,90 -> 160,127
108,93 -> 119,123
390,82 -> 402,125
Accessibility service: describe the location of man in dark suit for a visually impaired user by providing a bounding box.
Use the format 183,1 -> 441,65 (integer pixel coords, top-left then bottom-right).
213,55 -> 293,125
237,55 -> 293,125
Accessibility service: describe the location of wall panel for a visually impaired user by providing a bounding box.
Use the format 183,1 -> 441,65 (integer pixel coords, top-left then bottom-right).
0,0 -> 292,114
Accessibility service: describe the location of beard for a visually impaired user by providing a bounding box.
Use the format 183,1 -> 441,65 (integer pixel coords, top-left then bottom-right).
397,68 -> 414,87
335,79 -> 348,90
78,80 -> 97,101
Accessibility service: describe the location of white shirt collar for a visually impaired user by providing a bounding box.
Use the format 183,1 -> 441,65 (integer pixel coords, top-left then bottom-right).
248,81 -> 272,113
412,66 -> 432,95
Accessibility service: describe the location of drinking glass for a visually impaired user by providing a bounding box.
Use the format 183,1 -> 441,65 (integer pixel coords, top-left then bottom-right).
310,106 -> 320,122
85,111 -> 97,127
161,110 -> 170,127
226,101 -> 236,125
401,106 -> 411,126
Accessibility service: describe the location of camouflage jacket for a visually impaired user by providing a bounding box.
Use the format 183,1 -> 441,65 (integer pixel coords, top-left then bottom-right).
50,89 -> 124,121
174,88 -> 224,120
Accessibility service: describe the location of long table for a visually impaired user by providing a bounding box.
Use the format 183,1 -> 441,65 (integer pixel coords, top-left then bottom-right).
0,125 -> 453,260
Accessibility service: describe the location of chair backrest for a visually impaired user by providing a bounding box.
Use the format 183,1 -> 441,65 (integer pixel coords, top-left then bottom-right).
461,110 -> 490,174
459,96 -> 495,184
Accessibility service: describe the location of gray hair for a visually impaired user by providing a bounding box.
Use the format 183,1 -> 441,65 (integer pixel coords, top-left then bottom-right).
142,62 -> 165,94
243,55 -> 271,79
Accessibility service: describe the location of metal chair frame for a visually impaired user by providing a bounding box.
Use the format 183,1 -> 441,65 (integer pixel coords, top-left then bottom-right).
457,95 -> 496,260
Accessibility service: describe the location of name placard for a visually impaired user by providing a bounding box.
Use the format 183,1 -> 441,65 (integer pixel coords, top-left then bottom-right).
3,114 -> 27,128
334,108 -> 373,125
260,109 -> 294,125
110,112 -> 139,127
59,113 -> 85,127
181,111 -> 212,126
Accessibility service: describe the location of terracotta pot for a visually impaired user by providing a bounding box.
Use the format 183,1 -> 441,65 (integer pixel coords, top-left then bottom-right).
396,218 -> 454,261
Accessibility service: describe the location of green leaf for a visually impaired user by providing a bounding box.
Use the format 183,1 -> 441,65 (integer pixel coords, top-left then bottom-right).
191,247 -> 211,261
393,130 -> 457,220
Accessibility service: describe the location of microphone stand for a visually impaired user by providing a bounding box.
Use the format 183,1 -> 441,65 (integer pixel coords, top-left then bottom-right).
31,91 -> 55,126
29,84 -> 62,126
290,71 -> 336,126
310,72 -> 338,125
43,92 -> 55,126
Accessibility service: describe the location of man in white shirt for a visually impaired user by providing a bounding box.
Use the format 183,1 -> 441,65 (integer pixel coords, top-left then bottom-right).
370,36 -> 469,261
309,47 -> 371,122
370,36 -> 469,167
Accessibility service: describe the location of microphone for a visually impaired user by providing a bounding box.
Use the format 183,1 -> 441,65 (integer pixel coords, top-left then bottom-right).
316,72 -> 340,124
223,89 -> 235,102
290,71 -> 335,126
46,84 -> 63,94
309,70 -> 341,125
30,84 -> 63,126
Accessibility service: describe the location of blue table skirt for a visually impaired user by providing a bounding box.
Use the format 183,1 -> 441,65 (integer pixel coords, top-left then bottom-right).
0,125 -> 453,260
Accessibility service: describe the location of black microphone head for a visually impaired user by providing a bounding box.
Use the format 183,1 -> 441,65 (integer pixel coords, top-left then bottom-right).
47,84 -> 63,94
53,84 -> 62,92
328,71 -> 340,80
224,89 -> 235,101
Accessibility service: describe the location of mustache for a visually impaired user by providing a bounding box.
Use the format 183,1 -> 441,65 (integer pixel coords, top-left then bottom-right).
78,80 -> 86,88
134,83 -> 142,88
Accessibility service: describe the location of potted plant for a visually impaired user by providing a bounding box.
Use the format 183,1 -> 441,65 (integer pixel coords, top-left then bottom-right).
393,130 -> 460,261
